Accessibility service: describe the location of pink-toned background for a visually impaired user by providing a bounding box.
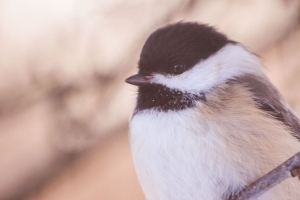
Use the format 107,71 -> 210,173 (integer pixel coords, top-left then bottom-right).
0,1 -> 299,199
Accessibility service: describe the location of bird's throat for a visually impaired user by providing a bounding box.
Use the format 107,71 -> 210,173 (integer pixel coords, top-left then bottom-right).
135,84 -> 205,113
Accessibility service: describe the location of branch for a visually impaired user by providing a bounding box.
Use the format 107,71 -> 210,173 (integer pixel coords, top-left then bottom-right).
229,151 -> 300,200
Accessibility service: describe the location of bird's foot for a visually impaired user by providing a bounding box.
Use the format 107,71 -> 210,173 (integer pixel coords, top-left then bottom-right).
291,167 -> 300,180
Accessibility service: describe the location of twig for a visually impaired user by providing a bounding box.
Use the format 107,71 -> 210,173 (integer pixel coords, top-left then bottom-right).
229,151 -> 300,200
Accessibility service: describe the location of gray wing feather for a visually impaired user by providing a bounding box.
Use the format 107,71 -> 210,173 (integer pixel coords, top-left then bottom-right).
234,74 -> 300,140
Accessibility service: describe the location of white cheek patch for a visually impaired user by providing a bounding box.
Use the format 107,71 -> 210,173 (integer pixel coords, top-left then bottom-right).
152,44 -> 265,93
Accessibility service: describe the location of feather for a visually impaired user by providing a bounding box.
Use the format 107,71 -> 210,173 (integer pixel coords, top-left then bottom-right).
232,75 -> 300,140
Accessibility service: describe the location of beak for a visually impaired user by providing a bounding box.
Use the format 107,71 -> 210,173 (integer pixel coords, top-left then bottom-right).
125,74 -> 153,86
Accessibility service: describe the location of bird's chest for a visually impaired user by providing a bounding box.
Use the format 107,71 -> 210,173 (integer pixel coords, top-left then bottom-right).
130,108 -> 300,200
130,109 -> 241,200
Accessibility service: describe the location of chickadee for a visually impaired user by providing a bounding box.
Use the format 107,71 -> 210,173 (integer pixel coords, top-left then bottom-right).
125,22 -> 300,200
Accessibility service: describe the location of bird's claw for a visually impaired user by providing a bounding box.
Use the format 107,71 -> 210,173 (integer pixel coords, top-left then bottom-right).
291,167 -> 300,180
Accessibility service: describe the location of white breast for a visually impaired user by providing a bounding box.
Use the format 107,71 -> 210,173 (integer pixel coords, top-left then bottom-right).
129,108 -> 300,200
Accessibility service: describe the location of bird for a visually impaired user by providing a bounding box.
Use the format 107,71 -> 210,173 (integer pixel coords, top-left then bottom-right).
125,22 -> 300,200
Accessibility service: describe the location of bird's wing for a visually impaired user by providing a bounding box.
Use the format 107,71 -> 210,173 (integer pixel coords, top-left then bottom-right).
234,74 -> 300,140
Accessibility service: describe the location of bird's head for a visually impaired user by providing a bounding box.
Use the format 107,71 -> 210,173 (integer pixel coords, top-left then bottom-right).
125,22 -> 263,112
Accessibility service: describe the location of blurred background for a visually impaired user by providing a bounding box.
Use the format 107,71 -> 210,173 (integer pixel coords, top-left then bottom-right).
0,0 -> 300,200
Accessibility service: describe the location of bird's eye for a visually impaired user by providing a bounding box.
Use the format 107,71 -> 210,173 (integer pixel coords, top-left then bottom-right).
172,64 -> 185,75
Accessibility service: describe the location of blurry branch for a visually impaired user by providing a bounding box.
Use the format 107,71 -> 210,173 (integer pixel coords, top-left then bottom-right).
229,152 -> 300,200
0,71 -> 112,115
0,71 -> 118,152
